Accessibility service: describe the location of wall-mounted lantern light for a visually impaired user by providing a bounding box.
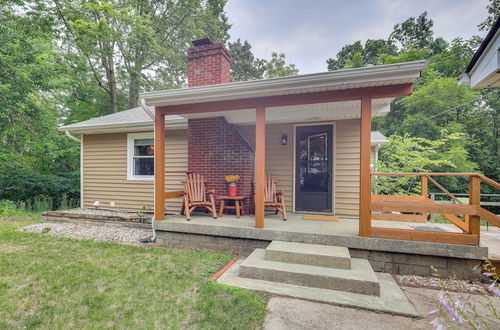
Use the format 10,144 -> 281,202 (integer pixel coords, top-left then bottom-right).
281,134 -> 288,145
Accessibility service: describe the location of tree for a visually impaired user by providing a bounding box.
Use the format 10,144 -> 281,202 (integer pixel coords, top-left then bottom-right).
263,52 -> 298,78
52,0 -> 230,114
0,3 -> 80,205
326,41 -> 363,70
374,134 -> 478,195
326,39 -> 397,70
228,39 -> 265,81
389,12 -> 434,50
478,0 -> 499,31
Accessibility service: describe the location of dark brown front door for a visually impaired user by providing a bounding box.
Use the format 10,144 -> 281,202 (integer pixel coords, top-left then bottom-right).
295,125 -> 333,212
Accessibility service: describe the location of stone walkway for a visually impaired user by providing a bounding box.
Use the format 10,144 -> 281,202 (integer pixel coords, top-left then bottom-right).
264,287 -> 500,329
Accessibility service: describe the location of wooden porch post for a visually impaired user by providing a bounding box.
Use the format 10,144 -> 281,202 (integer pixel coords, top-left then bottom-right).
359,97 -> 372,237
421,175 -> 429,220
154,113 -> 165,221
255,106 -> 266,228
468,175 -> 481,236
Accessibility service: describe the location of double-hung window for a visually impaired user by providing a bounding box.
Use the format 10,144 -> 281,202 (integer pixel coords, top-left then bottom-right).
127,133 -> 154,180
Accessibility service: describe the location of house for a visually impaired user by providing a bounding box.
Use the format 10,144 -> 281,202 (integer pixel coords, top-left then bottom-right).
459,17 -> 500,88
370,131 -> 388,166
59,38 -> 500,282
61,108 -> 388,215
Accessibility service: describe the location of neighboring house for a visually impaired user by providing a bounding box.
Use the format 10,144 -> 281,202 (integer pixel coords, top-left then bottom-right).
370,131 -> 388,166
61,39 -> 422,218
459,17 -> 500,88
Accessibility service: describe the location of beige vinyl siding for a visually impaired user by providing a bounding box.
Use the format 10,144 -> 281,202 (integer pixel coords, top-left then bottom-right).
237,124 -> 294,209
82,130 -> 187,212
238,119 -> 361,217
334,119 -> 360,217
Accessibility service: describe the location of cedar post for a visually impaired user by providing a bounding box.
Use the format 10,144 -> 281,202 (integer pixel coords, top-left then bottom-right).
255,106 -> 266,228
359,96 -> 372,237
468,175 -> 481,236
154,113 -> 165,221
421,175 -> 429,220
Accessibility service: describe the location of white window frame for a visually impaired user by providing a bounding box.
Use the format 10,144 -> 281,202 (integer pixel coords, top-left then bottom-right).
127,132 -> 154,181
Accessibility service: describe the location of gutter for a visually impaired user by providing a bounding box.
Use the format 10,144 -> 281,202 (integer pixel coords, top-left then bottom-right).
65,130 -> 81,142
140,60 -> 426,107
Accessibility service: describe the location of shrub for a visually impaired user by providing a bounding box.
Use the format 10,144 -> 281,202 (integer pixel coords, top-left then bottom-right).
0,200 -> 25,216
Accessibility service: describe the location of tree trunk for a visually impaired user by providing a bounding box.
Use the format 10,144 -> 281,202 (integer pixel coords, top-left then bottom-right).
128,65 -> 141,108
102,42 -> 118,113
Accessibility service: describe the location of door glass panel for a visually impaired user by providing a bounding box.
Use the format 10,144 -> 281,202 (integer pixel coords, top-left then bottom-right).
298,132 -> 329,192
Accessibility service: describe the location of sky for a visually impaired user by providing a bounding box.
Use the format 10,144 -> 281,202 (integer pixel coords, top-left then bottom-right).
225,0 -> 491,74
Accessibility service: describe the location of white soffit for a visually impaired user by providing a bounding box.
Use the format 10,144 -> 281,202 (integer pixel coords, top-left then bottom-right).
181,98 -> 394,125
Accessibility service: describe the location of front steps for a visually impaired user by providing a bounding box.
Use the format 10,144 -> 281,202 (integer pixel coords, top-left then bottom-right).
240,249 -> 379,295
216,240 -> 419,316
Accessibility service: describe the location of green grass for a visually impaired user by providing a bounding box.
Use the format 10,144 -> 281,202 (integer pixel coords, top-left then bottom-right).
0,216 -> 268,329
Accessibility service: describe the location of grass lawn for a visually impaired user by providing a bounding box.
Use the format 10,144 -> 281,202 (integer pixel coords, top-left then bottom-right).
0,217 -> 268,329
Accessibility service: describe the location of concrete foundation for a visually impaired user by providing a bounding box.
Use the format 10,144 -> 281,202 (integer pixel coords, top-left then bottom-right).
155,214 -> 487,280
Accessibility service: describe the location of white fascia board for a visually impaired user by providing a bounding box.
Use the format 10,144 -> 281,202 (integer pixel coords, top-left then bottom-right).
140,61 -> 426,107
59,119 -> 187,134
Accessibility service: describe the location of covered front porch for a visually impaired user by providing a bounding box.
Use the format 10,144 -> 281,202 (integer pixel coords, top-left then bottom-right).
143,60 -> 498,247
146,63 -> 425,233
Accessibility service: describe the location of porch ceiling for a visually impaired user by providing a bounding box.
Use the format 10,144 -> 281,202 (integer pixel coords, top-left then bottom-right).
180,98 -> 393,124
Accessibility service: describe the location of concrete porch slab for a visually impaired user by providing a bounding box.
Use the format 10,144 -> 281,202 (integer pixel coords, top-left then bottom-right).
155,214 -> 487,260
217,259 -> 420,317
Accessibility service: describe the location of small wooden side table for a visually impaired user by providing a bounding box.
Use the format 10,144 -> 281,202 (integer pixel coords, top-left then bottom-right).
217,196 -> 246,218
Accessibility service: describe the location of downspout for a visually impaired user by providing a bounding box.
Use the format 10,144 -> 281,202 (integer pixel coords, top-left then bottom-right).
140,98 -> 157,243
65,130 -> 81,143
140,98 -> 155,120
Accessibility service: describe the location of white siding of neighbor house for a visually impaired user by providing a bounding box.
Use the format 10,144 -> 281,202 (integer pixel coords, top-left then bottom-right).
82,130 -> 187,212
470,32 -> 500,88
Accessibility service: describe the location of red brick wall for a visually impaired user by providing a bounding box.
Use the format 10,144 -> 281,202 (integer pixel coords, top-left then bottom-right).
188,117 -> 254,213
187,43 -> 231,87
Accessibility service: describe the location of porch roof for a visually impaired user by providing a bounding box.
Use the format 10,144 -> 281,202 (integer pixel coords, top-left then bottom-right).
140,61 -> 426,108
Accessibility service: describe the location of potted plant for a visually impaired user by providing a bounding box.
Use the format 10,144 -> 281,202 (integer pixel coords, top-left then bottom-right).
225,175 -> 240,197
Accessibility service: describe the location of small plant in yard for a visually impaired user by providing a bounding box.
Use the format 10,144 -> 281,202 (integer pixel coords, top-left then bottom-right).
428,264 -> 500,329
42,226 -> 51,234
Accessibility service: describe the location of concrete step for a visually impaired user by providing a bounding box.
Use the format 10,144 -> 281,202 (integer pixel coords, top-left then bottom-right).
239,249 -> 380,296
265,241 -> 351,269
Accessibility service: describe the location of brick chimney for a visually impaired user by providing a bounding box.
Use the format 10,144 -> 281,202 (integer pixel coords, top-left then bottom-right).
187,38 -> 231,87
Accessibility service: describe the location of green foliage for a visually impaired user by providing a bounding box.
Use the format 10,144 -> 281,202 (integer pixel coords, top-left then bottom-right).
264,52 -> 298,78
327,39 -> 398,70
478,0 -> 499,31
229,41 -> 299,81
0,4 -> 80,209
54,0 -> 231,114
389,12 -> 434,50
228,38 -> 265,81
0,200 -> 25,217
374,134 -> 478,195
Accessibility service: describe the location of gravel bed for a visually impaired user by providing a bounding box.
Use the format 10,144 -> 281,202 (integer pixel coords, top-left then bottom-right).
395,274 -> 486,294
59,208 -> 153,220
22,222 -> 153,245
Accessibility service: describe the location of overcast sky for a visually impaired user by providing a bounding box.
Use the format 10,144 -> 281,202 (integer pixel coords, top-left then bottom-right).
225,0 -> 491,73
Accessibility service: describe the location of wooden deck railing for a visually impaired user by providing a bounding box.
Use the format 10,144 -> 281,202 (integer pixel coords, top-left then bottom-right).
370,172 -> 500,245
